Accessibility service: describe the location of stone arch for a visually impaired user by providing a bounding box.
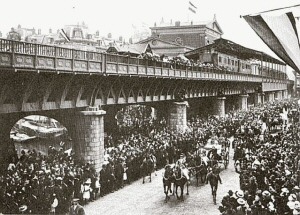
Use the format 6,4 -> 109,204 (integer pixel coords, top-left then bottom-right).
11,114 -> 69,156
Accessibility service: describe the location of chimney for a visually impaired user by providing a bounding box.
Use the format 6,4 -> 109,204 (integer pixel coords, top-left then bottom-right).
119,36 -> 123,42
175,21 -> 180,27
96,30 -> 99,36
38,29 -> 41,35
129,38 -> 133,44
0,31 -> 2,38
107,33 -> 112,38
49,28 -> 52,34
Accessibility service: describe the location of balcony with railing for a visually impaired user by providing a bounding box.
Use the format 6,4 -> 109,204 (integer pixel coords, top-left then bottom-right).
0,39 -> 288,83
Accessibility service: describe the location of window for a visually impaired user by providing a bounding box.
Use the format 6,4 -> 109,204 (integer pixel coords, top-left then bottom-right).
219,56 -> 222,63
48,38 -> 54,44
73,28 -> 83,39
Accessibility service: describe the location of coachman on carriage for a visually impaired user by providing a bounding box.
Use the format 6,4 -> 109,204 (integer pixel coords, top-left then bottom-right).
163,154 -> 190,202
204,135 -> 230,169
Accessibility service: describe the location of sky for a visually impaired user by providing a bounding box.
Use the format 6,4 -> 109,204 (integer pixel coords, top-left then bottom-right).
1,0 -> 300,76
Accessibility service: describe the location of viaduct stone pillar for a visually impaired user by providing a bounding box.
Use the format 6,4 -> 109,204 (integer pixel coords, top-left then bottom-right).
276,91 -> 283,101
238,94 -> 249,111
283,90 -> 288,99
168,101 -> 187,133
214,97 -> 226,118
74,107 -> 106,172
270,92 -> 275,103
254,93 -> 262,106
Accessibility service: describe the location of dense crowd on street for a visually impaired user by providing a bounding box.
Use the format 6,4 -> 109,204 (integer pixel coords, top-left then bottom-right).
1,97 -> 300,214
0,146 -> 99,214
0,104 -> 236,214
219,101 -> 300,215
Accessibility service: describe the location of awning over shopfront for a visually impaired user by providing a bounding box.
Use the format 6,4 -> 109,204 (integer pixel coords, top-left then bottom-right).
243,12 -> 300,74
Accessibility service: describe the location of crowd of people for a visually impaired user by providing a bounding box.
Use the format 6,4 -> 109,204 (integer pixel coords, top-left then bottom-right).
219,100 -> 300,215
138,52 -> 220,71
0,102 -> 239,214
1,97 -> 300,214
0,146 -> 97,214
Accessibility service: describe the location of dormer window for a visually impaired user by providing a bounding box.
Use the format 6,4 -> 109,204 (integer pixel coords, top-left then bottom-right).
73,27 -> 83,39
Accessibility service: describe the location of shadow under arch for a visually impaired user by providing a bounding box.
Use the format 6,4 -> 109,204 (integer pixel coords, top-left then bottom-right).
103,104 -> 158,143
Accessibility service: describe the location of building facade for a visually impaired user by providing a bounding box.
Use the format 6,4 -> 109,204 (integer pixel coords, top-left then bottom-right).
185,38 -> 287,78
149,15 -> 223,49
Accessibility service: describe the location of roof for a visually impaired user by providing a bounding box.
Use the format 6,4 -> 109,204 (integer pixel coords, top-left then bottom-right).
185,38 -> 285,65
107,43 -> 151,55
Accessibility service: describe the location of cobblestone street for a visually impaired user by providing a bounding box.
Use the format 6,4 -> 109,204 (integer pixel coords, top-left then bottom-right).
85,142 -> 240,215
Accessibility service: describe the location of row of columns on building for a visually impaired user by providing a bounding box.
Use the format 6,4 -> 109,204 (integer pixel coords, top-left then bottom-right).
65,90 -> 289,172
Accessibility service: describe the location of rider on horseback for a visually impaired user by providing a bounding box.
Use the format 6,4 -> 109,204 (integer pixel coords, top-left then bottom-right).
206,167 -> 222,204
175,153 -> 187,169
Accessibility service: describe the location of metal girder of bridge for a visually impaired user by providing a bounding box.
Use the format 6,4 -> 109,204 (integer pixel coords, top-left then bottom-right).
0,69 -> 272,114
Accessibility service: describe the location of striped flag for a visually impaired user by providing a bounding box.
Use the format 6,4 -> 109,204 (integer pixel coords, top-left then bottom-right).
188,1 -> 197,14
189,1 -> 197,9
59,29 -> 70,42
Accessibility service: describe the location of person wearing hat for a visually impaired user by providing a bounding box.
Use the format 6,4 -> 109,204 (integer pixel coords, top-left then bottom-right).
293,186 -> 300,201
81,179 -> 92,205
293,201 -> 300,215
69,198 -> 85,215
175,153 -> 186,169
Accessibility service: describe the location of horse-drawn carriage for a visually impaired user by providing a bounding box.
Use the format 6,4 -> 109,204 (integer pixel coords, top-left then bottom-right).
203,136 -> 230,169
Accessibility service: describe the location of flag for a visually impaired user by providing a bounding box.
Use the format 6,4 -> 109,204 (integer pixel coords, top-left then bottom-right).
59,29 -> 70,42
188,7 -> 196,14
243,12 -> 300,74
189,1 -> 197,9
188,1 -> 197,14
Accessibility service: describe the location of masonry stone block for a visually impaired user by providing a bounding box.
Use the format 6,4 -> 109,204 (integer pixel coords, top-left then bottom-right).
238,94 -> 249,111
167,101 -> 188,133
73,107 -> 106,173
214,97 -> 226,117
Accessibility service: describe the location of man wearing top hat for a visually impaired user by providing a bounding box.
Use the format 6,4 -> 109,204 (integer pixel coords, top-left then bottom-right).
69,198 -> 85,215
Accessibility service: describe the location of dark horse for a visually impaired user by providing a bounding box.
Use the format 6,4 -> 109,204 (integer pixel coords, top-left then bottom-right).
140,156 -> 154,184
174,166 -> 189,201
187,154 -> 207,186
163,164 -> 175,202
206,169 -> 222,204
195,162 -> 208,186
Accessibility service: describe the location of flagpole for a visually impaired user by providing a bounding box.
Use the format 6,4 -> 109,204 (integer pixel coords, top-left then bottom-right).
241,3 -> 300,17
